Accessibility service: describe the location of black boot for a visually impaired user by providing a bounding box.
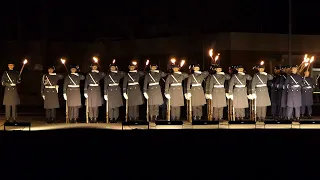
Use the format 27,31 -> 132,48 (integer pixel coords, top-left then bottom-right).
134,117 -> 139,121
93,118 -> 98,123
89,118 -> 93,123
51,118 -> 56,123
113,118 -> 118,123
197,116 -> 202,120
308,115 -> 312,119
73,119 -> 78,123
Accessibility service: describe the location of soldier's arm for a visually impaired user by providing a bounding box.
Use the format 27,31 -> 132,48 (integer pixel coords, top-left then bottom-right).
100,72 -> 106,80
165,75 -> 170,94
160,71 -> 167,77
104,76 -> 108,96
119,71 -> 126,79
16,71 -> 21,84
63,76 -> 68,94
251,75 -> 257,94
246,74 -> 253,81
58,74 -> 64,80
186,75 -> 192,93
202,71 -> 209,79
138,71 -> 145,79
284,75 -> 290,89
143,73 -> 149,93
225,74 -> 231,81
123,74 -> 128,94
228,76 -> 235,95
41,75 -> 45,96
79,74 -> 85,80
84,74 -> 89,94
205,75 -> 213,94
1,72 -> 8,86
182,73 -> 189,79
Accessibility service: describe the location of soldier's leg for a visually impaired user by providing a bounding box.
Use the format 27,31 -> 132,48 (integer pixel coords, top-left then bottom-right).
108,108 -> 114,120
149,105 -> 153,118
240,108 -> 245,118
52,108 -> 56,119
176,106 -> 181,120
287,107 -> 293,119
161,104 -> 166,119
114,107 -> 119,120
12,105 -> 17,120
213,107 -> 218,120
134,106 -> 139,119
307,106 -> 312,116
218,107 -> 223,120
128,106 -> 134,119
94,107 -> 99,121
155,105 -> 159,118
295,107 -> 300,119
261,106 -> 267,120
171,106 -> 176,120
192,106 -> 197,120
68,107 -> 72,120
198,106 -> 203,119
5,105 -> 11,120
89,107 -> 94,119
271,103 -> 277,116
74,107 -> 79,122
45,109 -> 50,121
300,106 -> 306,116
234,108 -> 239,119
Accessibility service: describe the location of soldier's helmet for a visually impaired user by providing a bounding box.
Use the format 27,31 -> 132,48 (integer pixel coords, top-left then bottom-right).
90,62 -> 99,68
257,64 -> 265,68
70,64 -> 79,70
109,63 -> 118,69
7,61 -> 15,65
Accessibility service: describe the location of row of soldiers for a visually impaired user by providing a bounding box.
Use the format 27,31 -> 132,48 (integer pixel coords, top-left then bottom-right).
1,61 -> 315,123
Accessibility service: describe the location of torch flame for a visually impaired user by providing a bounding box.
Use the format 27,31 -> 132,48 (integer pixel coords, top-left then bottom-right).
215,54 -> 219,61
171,58 -> 176,64
180,60 -> 185,67
93,56 -> 98,63
310,56 -> 315,63
23,59 -> 28,64
146,59 -> 150,66
209,49 -> 213,57
132,61 -> 137,66
60,58 -> 66,64
260,61 -> 264,66
305,63 -> 309,67
112,59 -> 116,64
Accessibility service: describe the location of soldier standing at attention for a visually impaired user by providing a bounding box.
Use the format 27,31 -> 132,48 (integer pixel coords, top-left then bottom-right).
1,62 -> 21,122
143,64 -> 167,121
84,62 -> 105,123
41,65 -> 64,123
251,64 -> 274,122
186,64 -> 209,120
301,70 -> 315,119
228,65 -> 252,120
279,66 -> 288,119
206,65 -> 231,121
285,65 -> 303,121
123,62 -> 145,121
63,65 -> 85,123
104,63 -> 125,123
270,66 -> 282,119
165,64 -> 189,121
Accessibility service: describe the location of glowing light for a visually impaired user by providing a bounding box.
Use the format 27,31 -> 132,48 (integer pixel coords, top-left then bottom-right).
171,58 -> 176,64
260,61 -> 264,66
132,61 -> 137,66
180,60 -> 185,67
209,49 -> 213,57
93,56 -> 98,63
146,59 -> 150,66
60,58 -> 66,64
310,56 -> 315,63
23,59 -> 28,64
112,59 -> 116,64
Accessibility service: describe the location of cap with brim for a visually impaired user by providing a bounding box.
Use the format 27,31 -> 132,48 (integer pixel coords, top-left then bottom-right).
7,61 -> 15,65
48,65 -> 55,70
90,63 -> 99,67
274,66 -> 281,70
70,64 -> 79,69
258,65 -> 265,68
109,63 -> 118,67
237,65 -> 244,68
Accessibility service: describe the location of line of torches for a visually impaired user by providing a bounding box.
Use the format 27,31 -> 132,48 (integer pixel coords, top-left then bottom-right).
298,54 -> 315,74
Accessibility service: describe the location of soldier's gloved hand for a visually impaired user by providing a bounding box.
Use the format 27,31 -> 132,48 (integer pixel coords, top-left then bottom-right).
42,95 -> 45,100
187,93 -> 191,99
229,95 -> 233,100
84,93 -> 88,98
247,94 -> 253,100
225,93 -> 230,99
251,93 -> 257,99
143,92 -> 149,99
165,93 -> 171,99
184,93 -> 191,100
63,93 -> 67,100
5,82 -> 11,87
205,94 -> 212,99
104,95 -> 108,101
123,93 -> 128,100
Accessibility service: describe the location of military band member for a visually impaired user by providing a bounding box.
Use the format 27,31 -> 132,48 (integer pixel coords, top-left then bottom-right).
143,64 -> 167,121
228,65 -> 252,120
84,63 -> 106,123
63,65 -> 85,123
1,62 -> 21,122
279,66 -> 288,119
285,65 -> 303,121
41,66 -> 64,123
301,70 -> 314,119
123,63 -> 145,120
251,65 -> 274,121
186,64 -> 209,120
165,64 -> 188,120
270,66 -> 282,119
206,65 -> 230,121
104,63 -> 125,123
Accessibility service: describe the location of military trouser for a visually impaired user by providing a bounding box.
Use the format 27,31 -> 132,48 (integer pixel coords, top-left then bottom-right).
256,106 -> 267,119
149,105 -> 159,117
287,107 -> 300,119
46,109 -> 56,119
108,107 -> 119,119
6,105 -> 17,120
280,107 -> 287,118
89,107 -> 99,118
213,107 -> 223,120
192,106 -> 203,117
68,107 -> 79,119
171,106 -> 181,120
235,108 -> 245,118
271,103 -> 280,116
301,106 -> 312,116
129,106 -> 139,119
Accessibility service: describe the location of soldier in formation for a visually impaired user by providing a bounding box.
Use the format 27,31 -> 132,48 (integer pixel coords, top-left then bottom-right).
251,64 -> 274,121
84,62 -> 106,123
41,65 -> 64,123
104,63 -> 125,123
300,70 -> 315,118
1,62 -> 21,122
270,66 -> 282,119
143,64 -> 167,121
123,63 -> 145,120
63,64 -> 85,123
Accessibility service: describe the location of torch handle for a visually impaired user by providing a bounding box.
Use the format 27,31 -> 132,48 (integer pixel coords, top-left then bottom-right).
19,64 -> 25,75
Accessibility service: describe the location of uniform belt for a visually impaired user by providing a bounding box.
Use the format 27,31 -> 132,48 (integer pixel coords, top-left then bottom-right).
45,86 -> 56,88
149,82 -> 159,86
10,84 -> 16,86
214,85 -> 224,88
128,82 -> 139,86
256,84 -> 267,87
235,85 -> 246,88
291,85 -> 300,88
171,83 -> 182,86
68,85 -> 80,88
89,84 -> 99,87
109,83 -> 119,86
303,86 -> 312,89
192,84 -> 202,87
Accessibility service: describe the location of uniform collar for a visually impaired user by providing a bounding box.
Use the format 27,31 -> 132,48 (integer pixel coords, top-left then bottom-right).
49,73 -> 56,75
194,71 -> 201,74
259,72 -> 267,75
238,72 -> 245,75
111,71 -> 118,73
129,70 -> 137,73
174,72 -> 181,74
71,73 -> 79,76
217,72 -> 225,75
151,70 -> 159,73
92,70 -> 99,73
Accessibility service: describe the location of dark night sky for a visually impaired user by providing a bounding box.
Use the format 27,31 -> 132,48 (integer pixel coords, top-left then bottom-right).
1,0 -> 320,42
